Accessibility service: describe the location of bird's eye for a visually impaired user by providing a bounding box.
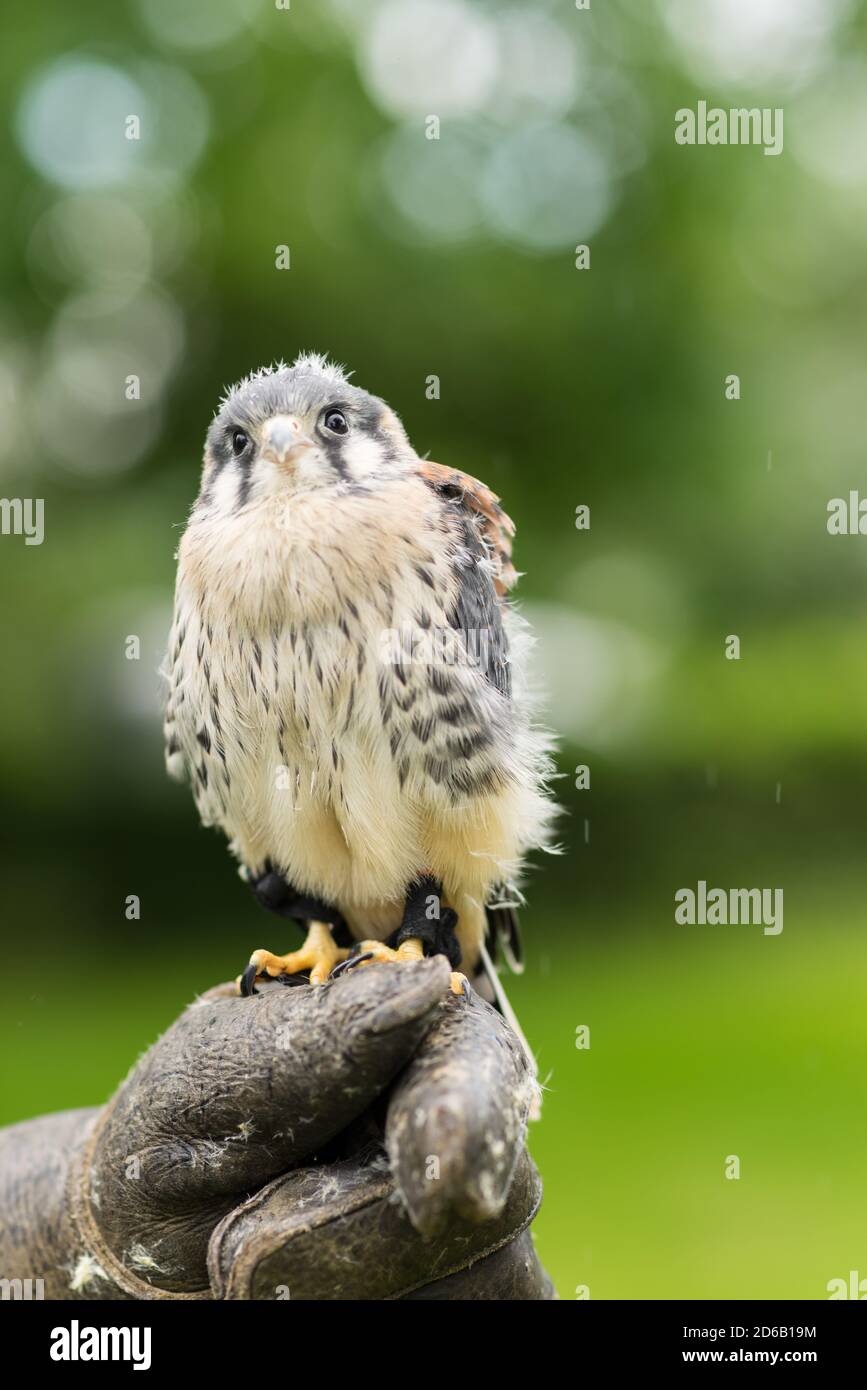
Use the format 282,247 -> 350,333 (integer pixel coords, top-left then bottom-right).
231,429 -> 250,456
322,409 -> 348,435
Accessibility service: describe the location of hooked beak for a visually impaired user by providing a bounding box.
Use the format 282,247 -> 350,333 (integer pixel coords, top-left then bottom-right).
260,415 -> 314,470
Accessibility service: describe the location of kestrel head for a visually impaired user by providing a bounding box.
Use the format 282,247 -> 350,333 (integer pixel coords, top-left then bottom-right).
199,353 -> 415,511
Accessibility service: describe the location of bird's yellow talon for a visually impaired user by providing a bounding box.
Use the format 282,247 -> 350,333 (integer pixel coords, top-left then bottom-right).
396,937 -> 425,963
333,937 -> 467,998
340,937 -> 423,968
239,922 -> 347,994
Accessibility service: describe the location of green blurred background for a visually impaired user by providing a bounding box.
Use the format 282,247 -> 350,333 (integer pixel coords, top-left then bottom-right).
1,0 -> 866,1300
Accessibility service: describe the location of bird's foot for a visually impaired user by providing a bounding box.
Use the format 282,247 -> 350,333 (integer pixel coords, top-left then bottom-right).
332,936 -> 470,999
238,922 -> 348,996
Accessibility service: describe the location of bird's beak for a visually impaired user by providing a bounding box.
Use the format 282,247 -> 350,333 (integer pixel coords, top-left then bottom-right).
260,415 -> 314,470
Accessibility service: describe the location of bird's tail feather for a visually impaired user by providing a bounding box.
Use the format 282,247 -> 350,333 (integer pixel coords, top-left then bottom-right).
486,896 -> 524,974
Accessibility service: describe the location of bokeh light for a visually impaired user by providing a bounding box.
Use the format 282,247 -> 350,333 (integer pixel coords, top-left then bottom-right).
525,601 -> 664,749
134,0 -> 257,54
26,195 -> 153,305
15,55 -> 210,191
659,0 -> 854,87
373,123 -> 486,245
488,10 -> 580,123
16,57 -> 148,190
361,0 -> 499,119
791,59 -> 867,188
481,122 -> 612,251
31,287 -> 183,477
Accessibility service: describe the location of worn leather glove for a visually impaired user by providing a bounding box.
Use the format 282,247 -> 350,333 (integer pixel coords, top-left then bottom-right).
0,957 -> 554,1300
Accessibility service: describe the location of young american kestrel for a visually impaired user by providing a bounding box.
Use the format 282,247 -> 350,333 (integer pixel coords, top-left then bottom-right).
164,354 -> 555,1002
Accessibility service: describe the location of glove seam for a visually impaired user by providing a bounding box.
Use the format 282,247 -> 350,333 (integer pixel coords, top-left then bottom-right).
214,1164 -> 542,1300
210,1168 -> 393,1298
67,1097 -> 212,1301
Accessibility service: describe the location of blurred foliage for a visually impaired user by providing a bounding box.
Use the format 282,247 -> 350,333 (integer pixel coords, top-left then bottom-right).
1,0 -> 867,1299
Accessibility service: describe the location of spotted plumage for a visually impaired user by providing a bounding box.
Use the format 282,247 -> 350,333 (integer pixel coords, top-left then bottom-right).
163,353 -> 555,983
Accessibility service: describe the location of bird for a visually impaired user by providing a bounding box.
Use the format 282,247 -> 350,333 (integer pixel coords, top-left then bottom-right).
163,353 -> 555,1005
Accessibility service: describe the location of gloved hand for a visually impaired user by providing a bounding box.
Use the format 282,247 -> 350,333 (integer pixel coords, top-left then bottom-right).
0,958 -> 554,1300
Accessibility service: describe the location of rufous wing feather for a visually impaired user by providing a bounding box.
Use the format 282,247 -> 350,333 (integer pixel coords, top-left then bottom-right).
415,459 -> 517,598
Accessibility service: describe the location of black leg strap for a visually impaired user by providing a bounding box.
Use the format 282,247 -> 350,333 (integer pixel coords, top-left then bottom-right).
394,875 -> 462,968
248,864 -> 351,946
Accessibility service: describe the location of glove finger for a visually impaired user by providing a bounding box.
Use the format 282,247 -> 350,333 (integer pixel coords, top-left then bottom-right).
399,1229 -> 557,1301
207,1146 -> 543,1300
86,957 -> 449,1294
385,990 -> 538,1235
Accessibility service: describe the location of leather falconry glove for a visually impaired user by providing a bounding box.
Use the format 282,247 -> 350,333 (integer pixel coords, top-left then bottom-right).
0,958 -> 555,1300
